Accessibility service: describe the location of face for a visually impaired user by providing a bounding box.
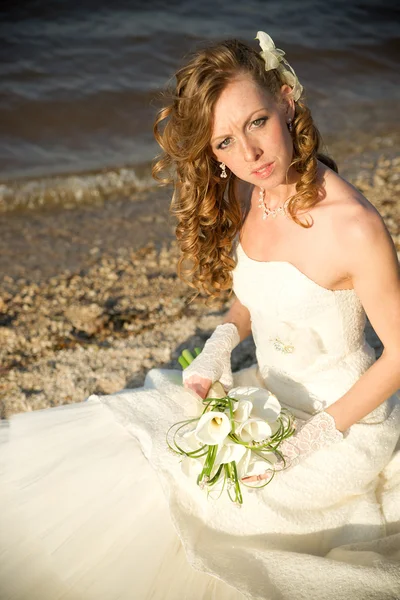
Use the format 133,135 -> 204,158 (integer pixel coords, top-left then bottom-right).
211,74 -> 295,190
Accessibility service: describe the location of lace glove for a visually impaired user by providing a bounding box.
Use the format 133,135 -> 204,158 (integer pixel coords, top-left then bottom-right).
182,323 -> 240,391
275,411 -> 344,470
243,412 -> 344,482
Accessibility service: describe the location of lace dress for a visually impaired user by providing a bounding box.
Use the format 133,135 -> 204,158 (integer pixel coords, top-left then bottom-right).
1,242 -> 399,600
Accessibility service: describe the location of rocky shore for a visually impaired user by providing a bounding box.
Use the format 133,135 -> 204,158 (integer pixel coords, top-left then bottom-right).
1,147 -> 399,419
0,241 -> 257,418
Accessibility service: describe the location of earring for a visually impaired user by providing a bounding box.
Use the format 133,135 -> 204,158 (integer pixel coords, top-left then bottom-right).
220,162 -> 227,178
287,119 -> 293,133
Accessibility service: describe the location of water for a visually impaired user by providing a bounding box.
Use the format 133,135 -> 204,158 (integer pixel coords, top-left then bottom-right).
0,0 -> 399,211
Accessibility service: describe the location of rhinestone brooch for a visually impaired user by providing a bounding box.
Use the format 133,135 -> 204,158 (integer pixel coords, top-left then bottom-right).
271,336 -> 295,354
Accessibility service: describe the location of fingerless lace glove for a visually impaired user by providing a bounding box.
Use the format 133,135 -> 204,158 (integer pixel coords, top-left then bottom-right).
182,323 -> 240,391
276,411 -> 344,470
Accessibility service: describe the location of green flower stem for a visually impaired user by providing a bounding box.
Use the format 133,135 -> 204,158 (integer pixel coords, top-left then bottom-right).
226,396 -> 237,434
182,349 -> 196,365
166,416 -> 202,455
231,461 -> 243,504
198,444 -> 218,485
224,461 -> 242,504
207,464 -> 223,486
178,356 -> 190,370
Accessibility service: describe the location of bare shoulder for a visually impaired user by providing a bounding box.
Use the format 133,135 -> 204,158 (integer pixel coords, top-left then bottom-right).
318,162 -> 379,227
316,163 -> 395,265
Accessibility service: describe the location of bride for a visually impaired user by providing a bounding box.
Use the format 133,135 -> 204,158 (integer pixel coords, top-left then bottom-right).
1,32 -> 399,600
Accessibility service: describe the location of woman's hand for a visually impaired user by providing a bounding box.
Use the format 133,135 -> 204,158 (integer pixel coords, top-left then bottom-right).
182,323 -> 240,397
242,411 -> 344,483
183,374 -> 212,399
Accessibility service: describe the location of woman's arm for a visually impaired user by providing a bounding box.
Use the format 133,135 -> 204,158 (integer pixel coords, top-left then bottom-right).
223,296 -> 252,341
245,202 -> 400,483
244,212 -> 399,482
183,297 -> 251,398
325,207 -> 400,432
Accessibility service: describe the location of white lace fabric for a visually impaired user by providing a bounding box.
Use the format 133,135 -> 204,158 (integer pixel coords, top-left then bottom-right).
232,242 -> 376,415
182,322 -> 240,390
275,411 -> 344,470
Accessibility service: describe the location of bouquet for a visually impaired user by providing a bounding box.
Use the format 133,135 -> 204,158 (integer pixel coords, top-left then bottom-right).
167,348 -> 296,505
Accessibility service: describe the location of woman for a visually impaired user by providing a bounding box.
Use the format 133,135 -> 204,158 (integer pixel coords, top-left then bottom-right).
1,32 -> 399,600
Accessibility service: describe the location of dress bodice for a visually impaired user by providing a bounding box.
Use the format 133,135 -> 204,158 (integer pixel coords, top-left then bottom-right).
233,242 -> 376,418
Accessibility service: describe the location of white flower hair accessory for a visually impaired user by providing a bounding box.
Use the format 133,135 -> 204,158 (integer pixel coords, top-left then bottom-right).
255,31 -> 303,102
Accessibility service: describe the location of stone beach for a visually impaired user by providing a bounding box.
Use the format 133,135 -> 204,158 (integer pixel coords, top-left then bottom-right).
1,140 -> 399,419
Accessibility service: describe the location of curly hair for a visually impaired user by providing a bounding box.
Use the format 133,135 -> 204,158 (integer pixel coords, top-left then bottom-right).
153,38 -> 337,299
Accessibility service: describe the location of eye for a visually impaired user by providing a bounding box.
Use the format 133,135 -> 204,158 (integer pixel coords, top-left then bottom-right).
217,137 -> 231,150
251,117 -> 267,128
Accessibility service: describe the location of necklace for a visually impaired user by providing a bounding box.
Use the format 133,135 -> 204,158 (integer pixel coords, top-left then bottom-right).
258,187 -> 289,220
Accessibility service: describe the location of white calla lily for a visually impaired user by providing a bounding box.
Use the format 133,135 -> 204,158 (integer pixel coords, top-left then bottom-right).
237,418 -> 272,443
229,386 -> 258,401
236,448 -> 252,478
215,441 -> 247,466
232,399 -> 253,423
251,391 -> 281,423
230,387 -> 281,423
195,411 -> 231,446
182,428 -> 204,451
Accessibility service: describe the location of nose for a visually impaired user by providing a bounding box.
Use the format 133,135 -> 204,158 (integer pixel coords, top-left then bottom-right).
241,137 -> 262,163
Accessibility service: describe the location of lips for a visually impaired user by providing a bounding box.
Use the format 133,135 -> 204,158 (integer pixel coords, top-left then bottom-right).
251,162 -> 275,179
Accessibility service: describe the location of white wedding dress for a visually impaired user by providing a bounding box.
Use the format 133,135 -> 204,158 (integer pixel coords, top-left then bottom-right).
1,242 -> 400,600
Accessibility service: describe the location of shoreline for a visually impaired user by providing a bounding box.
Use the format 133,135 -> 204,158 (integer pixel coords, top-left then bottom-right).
0,125 -> 398,216
1,142 -> 399,419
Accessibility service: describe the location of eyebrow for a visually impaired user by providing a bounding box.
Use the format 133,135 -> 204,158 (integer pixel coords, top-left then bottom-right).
211,108 -> 268,145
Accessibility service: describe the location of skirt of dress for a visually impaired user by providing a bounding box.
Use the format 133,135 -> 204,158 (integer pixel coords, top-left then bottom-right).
1,365 -> 400,600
